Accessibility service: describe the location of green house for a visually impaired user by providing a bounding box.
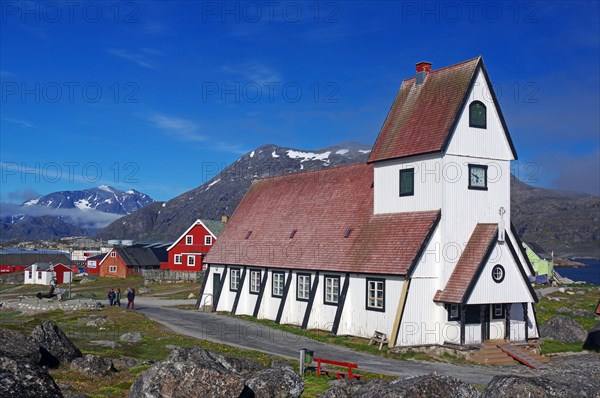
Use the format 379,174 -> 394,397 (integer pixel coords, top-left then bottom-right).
523,242 -> 554,281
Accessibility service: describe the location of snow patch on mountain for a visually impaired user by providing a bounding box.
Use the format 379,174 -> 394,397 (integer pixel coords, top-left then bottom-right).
23,198 -> 40,206
286,150 -> 331,163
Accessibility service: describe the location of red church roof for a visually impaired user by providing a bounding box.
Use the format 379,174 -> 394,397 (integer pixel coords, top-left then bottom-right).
434,224 -> 498,303
205,163 -> 440,275
368,57 -> 517,163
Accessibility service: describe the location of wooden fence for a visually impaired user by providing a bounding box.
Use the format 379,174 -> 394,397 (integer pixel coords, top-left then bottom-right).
141,269 -> 205,283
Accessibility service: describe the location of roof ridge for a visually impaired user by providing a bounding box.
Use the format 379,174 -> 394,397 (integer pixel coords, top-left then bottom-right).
401,56 -> 481,83
252,162 -> 369,183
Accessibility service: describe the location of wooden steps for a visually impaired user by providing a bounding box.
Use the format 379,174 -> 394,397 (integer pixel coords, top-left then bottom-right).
497,344 -> 548,369
469,340 -> 548,368
469,341 -> 518,366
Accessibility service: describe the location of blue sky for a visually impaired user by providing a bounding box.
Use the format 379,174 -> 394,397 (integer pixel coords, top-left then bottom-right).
1,0 -> 599,204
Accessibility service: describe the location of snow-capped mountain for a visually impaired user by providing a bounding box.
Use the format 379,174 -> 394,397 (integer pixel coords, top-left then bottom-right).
98,142 -> 372,241
0,186 -> 154,241
23,185 -> 154,215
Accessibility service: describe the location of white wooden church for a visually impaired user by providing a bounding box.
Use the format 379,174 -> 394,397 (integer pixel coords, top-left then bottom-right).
201,57 -> 539,348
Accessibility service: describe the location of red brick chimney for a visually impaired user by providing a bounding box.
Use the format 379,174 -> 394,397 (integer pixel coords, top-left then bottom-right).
415,61 -> 432,85
416,61 -> 432,73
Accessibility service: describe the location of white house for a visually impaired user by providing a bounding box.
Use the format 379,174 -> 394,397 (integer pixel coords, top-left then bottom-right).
201,57 -> 539,348
24,263 -> 73,285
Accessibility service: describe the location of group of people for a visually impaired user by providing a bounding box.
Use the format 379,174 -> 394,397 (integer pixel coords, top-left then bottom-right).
107,287 -> 136,309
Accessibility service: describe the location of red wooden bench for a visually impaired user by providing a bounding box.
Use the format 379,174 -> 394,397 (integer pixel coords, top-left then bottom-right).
313,357 -> 362,380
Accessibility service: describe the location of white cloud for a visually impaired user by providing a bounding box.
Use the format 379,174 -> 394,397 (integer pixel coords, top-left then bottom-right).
1,117 -> 35,128
146,114 -> 206,142
108,48 -> 159,70
0,202 -> 122,230
221,62 -> 281,84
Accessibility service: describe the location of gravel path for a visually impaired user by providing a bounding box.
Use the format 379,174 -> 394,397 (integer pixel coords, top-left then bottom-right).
134,297 -> 533,385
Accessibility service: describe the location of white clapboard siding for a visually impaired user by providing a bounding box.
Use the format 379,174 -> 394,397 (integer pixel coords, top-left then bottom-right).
397,278 -> 447,346
374,155 -> 443,215
467,243 -> 534,305
338,274 -> 405,339
441,156 -> 511,270
446,69 -> 515,161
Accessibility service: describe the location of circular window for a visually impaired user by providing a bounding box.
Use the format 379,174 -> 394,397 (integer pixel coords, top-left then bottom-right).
491,264 -> 505,283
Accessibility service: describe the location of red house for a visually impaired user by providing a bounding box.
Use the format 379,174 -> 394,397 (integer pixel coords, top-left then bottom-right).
161,219 -> 225,272
99,245 -> 163,278
85,253 -> 107,275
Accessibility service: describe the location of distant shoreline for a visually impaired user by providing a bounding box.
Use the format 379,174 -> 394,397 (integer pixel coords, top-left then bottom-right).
554,258 -> 589,268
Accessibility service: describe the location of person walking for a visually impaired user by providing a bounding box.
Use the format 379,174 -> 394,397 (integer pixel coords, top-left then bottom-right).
114,288 -> 122,307
126,287 -> 135,309
107,288 -> 115,306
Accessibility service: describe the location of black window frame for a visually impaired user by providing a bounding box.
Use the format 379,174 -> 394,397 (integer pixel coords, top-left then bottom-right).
447,303 -> 460,321
296,273 -> 311,302
249,269 -> 261,295
469,100 -> 487,129
366,277 -> 385,312
399,168 -> 415,197
323,274 -> 340,306
229,267 -> 241,292
492,303 -> 505,319
272,271 -> 285,298
468,164 -> 488,191
491,264 -> 505,284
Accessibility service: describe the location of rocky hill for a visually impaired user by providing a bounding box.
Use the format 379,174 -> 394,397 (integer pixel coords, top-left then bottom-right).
0,215 -> 86,242
98,143 -> 599,258
511,177 -> 600,258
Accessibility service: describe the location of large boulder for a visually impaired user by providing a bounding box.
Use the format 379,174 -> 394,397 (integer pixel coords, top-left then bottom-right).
583,323 -> 600,351
539,315 -> 588,342
120,332 -> 142,343
556,307 -> 596,318
321,375 -> 479,398
244,366 -> 304,398
482,375 -> 572,397
320,379 -> 363,398
70,354 -> 116,377
113,357 -> 142,370
30,321 -> 82,367
0,327 -> 42,364
128,347 -> 247,398
0,355 -> 63,398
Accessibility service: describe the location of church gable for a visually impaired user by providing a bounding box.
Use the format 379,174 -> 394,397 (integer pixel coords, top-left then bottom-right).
445,66 -> 517,161
466,242 -> 536,305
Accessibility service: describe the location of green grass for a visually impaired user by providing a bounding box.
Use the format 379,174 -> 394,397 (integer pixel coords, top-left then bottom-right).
301,372 -> 337,397
535,286 -> 599,354
536,289 -> 599,331
225,314 -> 439,362
2,306 -> 385,397
540,340 -> 584,355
